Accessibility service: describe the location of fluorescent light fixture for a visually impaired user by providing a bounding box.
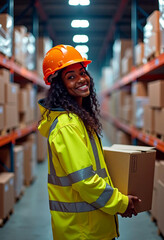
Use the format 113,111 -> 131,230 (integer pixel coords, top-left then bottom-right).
81,52 -> 88,59
69,0 -> 90,6
73,35 -> 89,43
80,0 -> 90,6
75,45 -> 89,53
71,20 -> 89,28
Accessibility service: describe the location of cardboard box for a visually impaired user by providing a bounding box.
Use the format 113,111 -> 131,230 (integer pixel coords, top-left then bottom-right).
143,105 -> 155,133
133,97 -> 149,128
132,82 -> 147,97
153,161 -> 160,188
103,144 -> 156,212
14,146 -> 24,198
121,56 -> 133,75
159,161 -> 164,184
148,80 -> 164,108
151,188 -> 158,220
0,105 -> 4,131
0,172 -> 14,219
154,108 -> 164,135
113,39 -> 132,80
0,14 -> 13,57
135,42 -> 144,66
121,105 -> 132,123
147,10 -> 160,32
0,79 -> 5,104
144,31 -> 160,58
5,82 -> 19,104
157,180 -> 164,236
0,69 -> 10,83
18,89 -> 28,113
23,139 -> 37,185
4,104 -> 19,129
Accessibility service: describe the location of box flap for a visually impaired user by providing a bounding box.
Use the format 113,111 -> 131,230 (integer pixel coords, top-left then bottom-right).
110,144 -> 155,152
103,146 -> 142,154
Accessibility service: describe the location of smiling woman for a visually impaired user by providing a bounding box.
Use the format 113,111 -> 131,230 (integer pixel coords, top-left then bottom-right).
38,44 -> 139,240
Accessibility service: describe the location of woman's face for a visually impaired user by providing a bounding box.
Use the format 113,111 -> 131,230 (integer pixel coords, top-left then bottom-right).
61,63 -> 90,106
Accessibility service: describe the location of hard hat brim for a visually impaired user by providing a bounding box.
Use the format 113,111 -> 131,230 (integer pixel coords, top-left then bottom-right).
45,58 -> 92,85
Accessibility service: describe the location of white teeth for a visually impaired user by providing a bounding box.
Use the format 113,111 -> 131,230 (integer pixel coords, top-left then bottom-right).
78,85 -> 87,89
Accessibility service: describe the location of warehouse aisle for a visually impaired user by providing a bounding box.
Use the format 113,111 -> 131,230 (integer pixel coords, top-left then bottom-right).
0,146 -> 162,240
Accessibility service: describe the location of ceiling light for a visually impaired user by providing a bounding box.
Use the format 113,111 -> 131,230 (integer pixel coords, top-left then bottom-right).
75,45 -> 89,53
71,20 -> 89,28
79,0 -> 90,6
73,35 -> 89,43
69,0 -> 90,6
81,52 -> 88,59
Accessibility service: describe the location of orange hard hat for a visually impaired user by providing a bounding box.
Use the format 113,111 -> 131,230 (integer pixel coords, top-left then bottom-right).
43,44 -> 92,85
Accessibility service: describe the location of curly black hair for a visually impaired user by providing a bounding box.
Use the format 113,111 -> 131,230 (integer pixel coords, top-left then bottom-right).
44,69 -> 102,136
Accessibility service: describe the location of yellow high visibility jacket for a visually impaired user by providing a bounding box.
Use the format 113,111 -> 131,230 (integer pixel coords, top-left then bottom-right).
38,99 -> 129,240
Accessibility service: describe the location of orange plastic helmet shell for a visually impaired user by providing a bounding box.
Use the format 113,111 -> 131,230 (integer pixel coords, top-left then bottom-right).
43,44 -> 92,85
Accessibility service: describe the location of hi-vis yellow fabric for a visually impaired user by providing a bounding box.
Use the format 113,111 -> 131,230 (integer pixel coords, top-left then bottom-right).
38,99 -> 128,240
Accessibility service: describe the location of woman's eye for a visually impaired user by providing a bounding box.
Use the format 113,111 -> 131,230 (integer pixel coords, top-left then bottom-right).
68,75 -> 74,80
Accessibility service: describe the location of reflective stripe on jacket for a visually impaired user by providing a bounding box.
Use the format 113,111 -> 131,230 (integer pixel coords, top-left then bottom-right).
38,99 -> 128,240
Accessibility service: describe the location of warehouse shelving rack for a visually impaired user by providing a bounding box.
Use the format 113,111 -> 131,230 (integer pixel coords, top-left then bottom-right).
101,53 -> 164,153
0,0 -> 50,172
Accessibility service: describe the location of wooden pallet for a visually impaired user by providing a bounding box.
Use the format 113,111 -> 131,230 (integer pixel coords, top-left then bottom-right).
24,176 -> 37,187
15,187 -> 25,203
0,209 -> 14,227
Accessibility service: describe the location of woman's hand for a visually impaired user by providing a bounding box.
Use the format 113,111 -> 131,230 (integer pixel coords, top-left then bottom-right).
120,195 -> 141,218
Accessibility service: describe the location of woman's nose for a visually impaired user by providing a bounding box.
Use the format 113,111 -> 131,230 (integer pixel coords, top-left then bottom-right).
78,75 -> 85,82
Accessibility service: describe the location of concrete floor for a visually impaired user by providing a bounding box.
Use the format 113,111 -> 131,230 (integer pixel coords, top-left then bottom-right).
0,132 -> 163,240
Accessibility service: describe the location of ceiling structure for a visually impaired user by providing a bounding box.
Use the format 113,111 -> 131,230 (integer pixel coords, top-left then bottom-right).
1,0 -> 159,78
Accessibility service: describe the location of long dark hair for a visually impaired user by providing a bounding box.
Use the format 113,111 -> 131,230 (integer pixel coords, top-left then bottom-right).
44,69 -> 102,136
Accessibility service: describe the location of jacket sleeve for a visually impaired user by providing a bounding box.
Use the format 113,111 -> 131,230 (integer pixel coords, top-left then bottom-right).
52,124 -> 128,215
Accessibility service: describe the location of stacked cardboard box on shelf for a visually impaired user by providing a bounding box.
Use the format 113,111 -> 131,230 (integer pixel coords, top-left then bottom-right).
121,48 -> 133,76
151,161 -> 160,220
100,66 -> 114,91
159,1 -> 164,53
112,39 -> 132,81
13,146 -> 24,198
144,10 -> 162,59
0,13 -> 13,57
148,80 -> 164,135
0,69 -> 19,131
132,81 -> 149,129
151,160 -> 164,236
135,42 -> 145,66
19,84 -> 36,127
0,173 -> 15,220
13,26 -> 36,70
22,133 -> 37,185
